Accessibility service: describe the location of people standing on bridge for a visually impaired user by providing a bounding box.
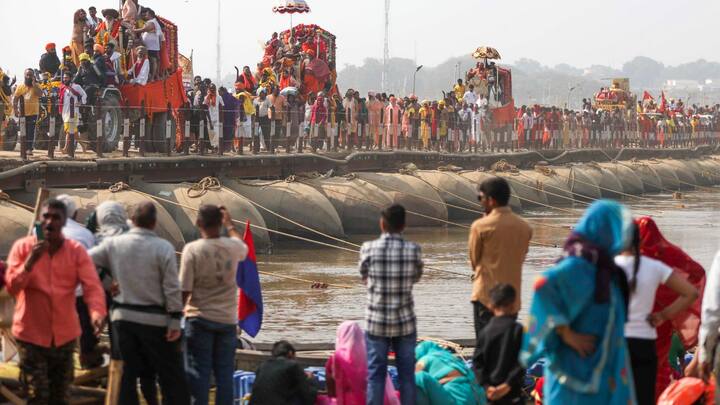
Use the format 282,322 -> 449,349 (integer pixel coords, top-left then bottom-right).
309,92 -> 328,152
204,84 -> 224,151
134,8 -> 164,82
219,86 -> 238,153
360,204 -> 423,405
268,86 -> 287,153
89,202 -> 190,405
180,205 -> 248,405
13,69 -> 42,156
39,43 -> 61,76
468,177 -> 532,341
254,88 -> 272,153
71,9 -> 91,66
614,222 -> 698,405
522,200 -> 634,404
5,198 -> 106,404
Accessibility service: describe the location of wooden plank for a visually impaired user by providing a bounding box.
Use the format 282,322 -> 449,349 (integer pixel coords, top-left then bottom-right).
0,384 -> 25,405
27,188 -> 50,235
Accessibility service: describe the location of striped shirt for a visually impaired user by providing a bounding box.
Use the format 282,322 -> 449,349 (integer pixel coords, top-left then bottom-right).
360,233 -> 423,337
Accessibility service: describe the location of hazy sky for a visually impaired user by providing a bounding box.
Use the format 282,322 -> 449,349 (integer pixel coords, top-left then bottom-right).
1,0 -> 718,79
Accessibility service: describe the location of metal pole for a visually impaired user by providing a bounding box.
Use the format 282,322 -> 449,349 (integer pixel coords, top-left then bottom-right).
139,101 -> 146,157
165,103 -> 172,157
19,97 -> 27,160
96,96 -> 103,158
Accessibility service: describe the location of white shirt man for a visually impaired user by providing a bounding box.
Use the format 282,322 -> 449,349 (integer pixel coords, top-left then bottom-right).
463,90 -> 477,107
129,57 -> 150,85
60,80 -> 87,131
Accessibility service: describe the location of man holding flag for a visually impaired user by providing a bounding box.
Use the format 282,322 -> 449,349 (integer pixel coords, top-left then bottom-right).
180,205 -> 248,405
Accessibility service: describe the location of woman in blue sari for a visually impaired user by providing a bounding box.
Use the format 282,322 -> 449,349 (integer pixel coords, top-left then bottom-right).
415,341 -> 486,405
521,200 -> 636,404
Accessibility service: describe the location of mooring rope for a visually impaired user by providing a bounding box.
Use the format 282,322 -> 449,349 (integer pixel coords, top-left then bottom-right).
110,182 -> 473,279
314,177 -> 558,248
186,177 -> 222,198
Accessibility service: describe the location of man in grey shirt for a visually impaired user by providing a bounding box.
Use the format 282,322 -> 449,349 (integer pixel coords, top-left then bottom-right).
90,202 -> 189,405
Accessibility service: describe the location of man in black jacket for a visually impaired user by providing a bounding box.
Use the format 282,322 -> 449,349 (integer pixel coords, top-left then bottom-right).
39,43 -> 61,76
250,341 -> 318,405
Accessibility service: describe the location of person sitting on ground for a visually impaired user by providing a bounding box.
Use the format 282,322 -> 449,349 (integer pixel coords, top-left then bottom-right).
250,340 -> 318,405
324,321 -> 399,405
415,340 -> 485,405
473,283 -> 524,404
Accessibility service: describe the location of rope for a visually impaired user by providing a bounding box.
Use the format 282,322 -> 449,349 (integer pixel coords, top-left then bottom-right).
553,166 -> 655,201
403,171 -> 570,230
0,190 -> 35,211
221,180 -> 361,249
187,177 -> 221,198
112,182 -> 477,279
514,172 -> 591,207
257,270 -> 354,289
310,178 -> 558,248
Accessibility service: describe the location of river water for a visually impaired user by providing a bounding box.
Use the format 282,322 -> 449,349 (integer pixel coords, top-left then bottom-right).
255,190 -> 720,344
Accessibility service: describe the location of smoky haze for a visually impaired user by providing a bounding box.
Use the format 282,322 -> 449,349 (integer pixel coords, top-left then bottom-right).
2,0 -> 719,106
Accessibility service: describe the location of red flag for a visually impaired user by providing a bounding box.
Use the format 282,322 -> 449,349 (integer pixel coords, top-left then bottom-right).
659,91 -> 667,113
642,91 -> 653,101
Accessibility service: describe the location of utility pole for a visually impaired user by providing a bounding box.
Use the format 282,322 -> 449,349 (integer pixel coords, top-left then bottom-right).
216,0 -> 221,84
382,0 -> 390,93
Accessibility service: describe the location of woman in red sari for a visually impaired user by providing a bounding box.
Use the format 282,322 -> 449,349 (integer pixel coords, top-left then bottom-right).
636,216 -> 705,400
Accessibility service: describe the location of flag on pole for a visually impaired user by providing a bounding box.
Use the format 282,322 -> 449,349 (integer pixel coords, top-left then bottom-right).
237,221 -> 263,337
642,91 -> 653,101
659,91 -> 667,113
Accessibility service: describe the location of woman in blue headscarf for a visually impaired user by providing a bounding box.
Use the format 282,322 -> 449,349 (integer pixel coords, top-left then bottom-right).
415,341 -> 486,405
521,200 -> 636,404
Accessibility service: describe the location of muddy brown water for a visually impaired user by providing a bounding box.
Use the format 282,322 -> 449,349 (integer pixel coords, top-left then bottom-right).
254,190 -> 720,344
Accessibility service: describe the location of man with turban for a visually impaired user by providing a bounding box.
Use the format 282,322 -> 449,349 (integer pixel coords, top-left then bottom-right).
39,43 -> 61,76
91,44 -> 108,87
60,46 -> 78,77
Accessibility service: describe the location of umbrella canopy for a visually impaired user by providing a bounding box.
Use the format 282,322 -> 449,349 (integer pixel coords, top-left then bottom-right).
273,0 -> 311,14
472,46 -> 501,60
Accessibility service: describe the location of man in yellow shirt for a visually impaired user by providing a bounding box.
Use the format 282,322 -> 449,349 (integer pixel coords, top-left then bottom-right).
13,69 -> 42,155
453,79 -> 465,103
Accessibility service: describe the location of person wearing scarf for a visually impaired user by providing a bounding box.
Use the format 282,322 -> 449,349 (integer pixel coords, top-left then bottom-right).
636,217 -> 705,400
521,200 -> 635,405
129,46 -> 149,85
415,341 -> 485,404
323,321 -> 399,405
59,71 -> 87,155
203,84 -> 224,149
310,93 -> 328,152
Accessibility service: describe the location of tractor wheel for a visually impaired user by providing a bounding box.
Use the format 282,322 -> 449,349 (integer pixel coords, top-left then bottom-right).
87,90 -> 123,153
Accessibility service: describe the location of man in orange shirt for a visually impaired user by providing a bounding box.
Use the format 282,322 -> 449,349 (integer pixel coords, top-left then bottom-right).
5,198 -> 106,404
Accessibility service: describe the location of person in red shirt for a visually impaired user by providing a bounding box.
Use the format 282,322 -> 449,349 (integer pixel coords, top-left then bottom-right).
5,198 -> 106,404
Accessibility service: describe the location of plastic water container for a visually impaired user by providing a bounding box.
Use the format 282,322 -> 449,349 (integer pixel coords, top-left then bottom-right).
304,367 -> 327,391
233,371 -> 255,404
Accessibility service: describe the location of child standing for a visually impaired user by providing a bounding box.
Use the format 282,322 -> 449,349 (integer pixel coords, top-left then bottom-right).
473,284 -> 525,404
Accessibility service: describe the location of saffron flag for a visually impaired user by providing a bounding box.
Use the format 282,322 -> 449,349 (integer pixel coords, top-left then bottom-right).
237,221 -> 263,337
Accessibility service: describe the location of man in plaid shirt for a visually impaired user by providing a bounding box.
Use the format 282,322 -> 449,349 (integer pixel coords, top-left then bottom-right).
360,204 -> 423,405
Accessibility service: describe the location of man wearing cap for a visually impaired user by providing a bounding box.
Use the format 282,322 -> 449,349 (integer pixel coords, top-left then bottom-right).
39,43 -> 61,76
92,44 -> 108,87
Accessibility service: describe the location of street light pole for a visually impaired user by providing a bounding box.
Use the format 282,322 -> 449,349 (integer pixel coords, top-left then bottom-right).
412,65 -> 423,95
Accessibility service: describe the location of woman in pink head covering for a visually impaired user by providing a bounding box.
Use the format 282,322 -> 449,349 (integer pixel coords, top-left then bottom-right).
323,321 -> 399,405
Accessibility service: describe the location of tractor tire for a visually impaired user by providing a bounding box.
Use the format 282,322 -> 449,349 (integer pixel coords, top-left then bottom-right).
87,90 -> 123,153
34,115 -> 63,151
148,111 -> 176,154
2,119 -> 18,151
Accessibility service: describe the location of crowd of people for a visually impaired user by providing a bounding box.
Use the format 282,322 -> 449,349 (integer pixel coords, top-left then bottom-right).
3,173 -> 720,404
0,0 -> 170,156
